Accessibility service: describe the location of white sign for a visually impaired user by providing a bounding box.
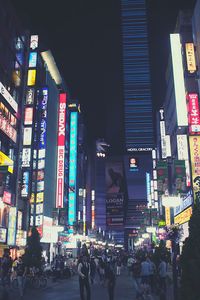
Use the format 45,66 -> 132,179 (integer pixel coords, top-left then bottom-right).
23,127 -> 32,145
30,35 -> 38,50
22,148 -> 31,167
0,82 -> 18,112
35,214 -> 43,226
170,34 -> 188,127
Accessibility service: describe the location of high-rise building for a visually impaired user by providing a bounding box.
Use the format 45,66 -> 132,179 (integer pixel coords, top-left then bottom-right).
121,0 -> 154,151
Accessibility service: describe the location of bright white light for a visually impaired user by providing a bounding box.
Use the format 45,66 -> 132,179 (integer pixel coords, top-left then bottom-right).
41,50 -> 62,85
162,195 -> 181,207
170,34 -> 188,127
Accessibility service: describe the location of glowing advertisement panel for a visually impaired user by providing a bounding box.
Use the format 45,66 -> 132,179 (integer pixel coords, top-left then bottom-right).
28,52 -> 37,68
7,207 -> 17,246
23,127 -> 32,145
39,88 -> 48,149
189,136 -> 200,203
24,107 -> 33,125
27,69 -> 36,86
174,206 -> 192,225
22,148 -> 31,167
0,114 -> 17,143
0,82 -> 18,112
185,43 -> 196,73
170,34 -> 188,127
56,93 -> 67,208
187,93 -> 200,134
177,135 -> 190,187
68,112 -> 78,229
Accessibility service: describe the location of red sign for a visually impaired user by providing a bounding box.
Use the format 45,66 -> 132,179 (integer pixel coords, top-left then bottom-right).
0,114 -> 17,142
188,93 -> 200,134
2,191 -> 12,205
56,93 -> 67,208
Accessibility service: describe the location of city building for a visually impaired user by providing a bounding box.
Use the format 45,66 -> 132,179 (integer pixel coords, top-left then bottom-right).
121,0 -> 155,249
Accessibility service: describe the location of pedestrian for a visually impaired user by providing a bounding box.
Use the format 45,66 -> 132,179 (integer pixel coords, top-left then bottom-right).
147,257 -> 156,293
158,257 -> 167,295
116,257 -> 122,276
132,258 -> 142,300
77,255 -> 91,300
14,256 -> 27,299
90,257 -> 96,285
140,256 -> 151,285
105,262 -> 116,300
127,256 -> 134,276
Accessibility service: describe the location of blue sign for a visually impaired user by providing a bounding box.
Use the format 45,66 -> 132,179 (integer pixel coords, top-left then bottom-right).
68,112 -> 78,227
29,52 -> 37,68
21,171 -> 29,197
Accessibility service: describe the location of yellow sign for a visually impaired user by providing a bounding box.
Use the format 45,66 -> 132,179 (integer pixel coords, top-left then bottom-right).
185,43 -> 196,73
36,192 -> 44,203
0,151 -> 13,173
189,136 -> 200,203
165,207 -> 171,226
27,69 -> 36,86
174,206 -> 192,225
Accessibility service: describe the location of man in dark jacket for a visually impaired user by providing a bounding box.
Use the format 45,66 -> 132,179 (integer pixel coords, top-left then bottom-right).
105,262 -> 116,300
77,256 -> 91,300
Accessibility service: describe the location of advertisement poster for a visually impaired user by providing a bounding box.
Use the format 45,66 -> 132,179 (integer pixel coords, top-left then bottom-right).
106,193 -> 124,227
157,161 -> 168,195
189,136 -> 200,203
174,160 -> 186,193
106,161 -> 124,194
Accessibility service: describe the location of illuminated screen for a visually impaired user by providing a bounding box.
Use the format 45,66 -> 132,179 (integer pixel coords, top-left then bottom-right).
68,111 -> 78,230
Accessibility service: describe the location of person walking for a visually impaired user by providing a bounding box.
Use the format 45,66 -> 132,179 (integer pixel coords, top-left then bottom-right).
14,256 -> 27,299
116,257 -> 122,276
158,257 -> 167,295
90,257 -> 96,285
105,262 -> 116,300
78,255 -> 91,300
140,257 -> 151,285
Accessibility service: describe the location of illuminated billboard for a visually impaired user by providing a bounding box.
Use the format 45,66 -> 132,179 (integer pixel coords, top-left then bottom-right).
0,114 -> 17,143
177,135 -> 190,187
187,93 -> 200,134
185,43 -> 196,73
174,206 -> 192,225
68,111 -> 78,228
0,82 -> 18,112
39,88 -> 48,149
23,127 -> 32,145
26,88 -> 34,105
189,136 -> 200,203
22,148 -> 31,168
28,52 -> 37,68
21,171 -> 29,197
56,93 -> 67,208
24,107 -> 33,125
170,34 -> 188,127
7,207 -> 17,246
27,69 -> 36,86
30,35 -> 38,50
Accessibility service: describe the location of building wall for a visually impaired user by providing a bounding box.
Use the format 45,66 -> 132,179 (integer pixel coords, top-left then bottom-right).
121,0 -> 154,150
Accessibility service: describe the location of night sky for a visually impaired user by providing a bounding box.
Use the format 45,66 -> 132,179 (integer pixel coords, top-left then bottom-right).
10,0 -> 196,153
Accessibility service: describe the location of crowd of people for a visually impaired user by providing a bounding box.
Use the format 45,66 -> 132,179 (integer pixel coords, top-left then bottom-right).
0,246 -> 171,300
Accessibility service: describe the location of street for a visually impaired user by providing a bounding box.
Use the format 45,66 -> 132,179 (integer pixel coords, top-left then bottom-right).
13,270 -> 139,300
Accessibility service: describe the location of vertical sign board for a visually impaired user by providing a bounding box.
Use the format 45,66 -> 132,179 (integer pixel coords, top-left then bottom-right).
189,136 -> 200,204
187,93 -> 200,134
177,135 -> 191,187
56,93 -> 67,208
185,43 -> 196,74
170,34 -> 188,127
68,112 -> 78,230
7,207 -> 17,246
